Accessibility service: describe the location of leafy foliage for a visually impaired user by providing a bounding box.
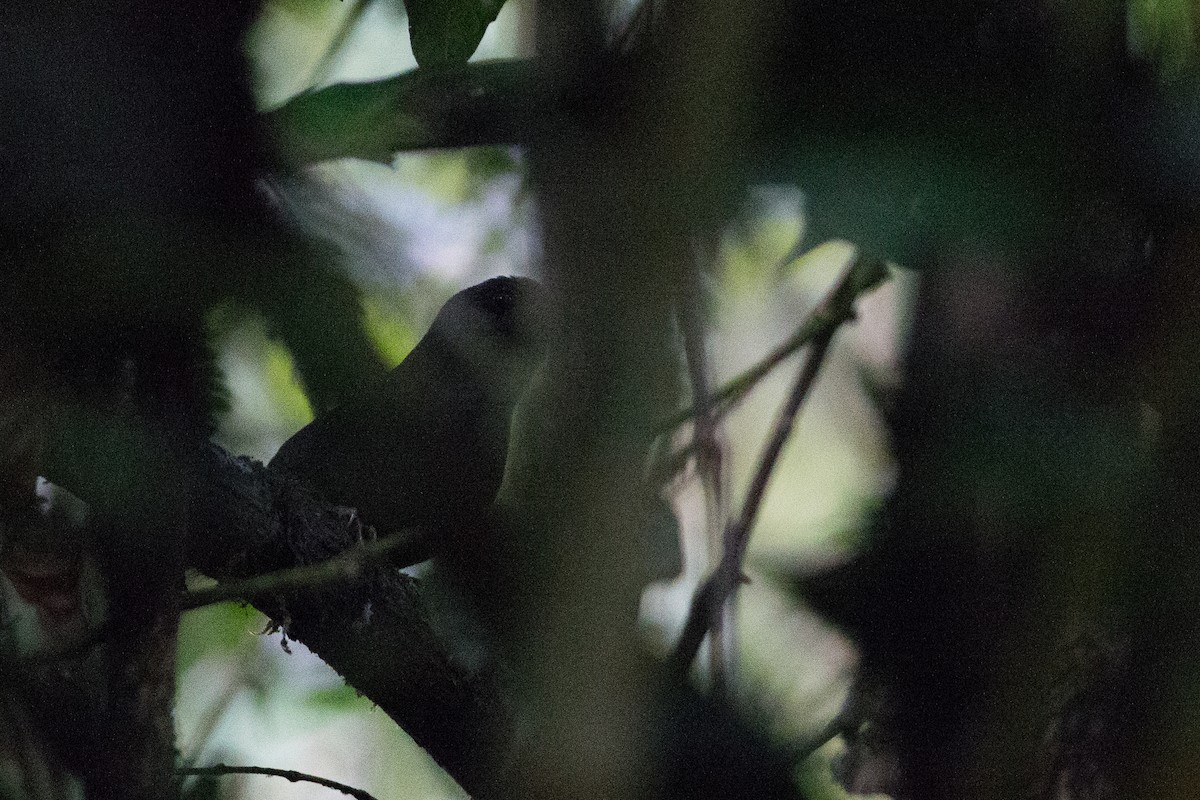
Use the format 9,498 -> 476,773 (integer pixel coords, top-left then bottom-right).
6,1 -> 1200,799
404,0 -> 506,67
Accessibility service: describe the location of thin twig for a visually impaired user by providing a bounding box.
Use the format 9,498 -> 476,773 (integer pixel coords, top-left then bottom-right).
729,326 -> 834,564
792,707 -> 854,764
180,528 -> 426,612
179,667 -> 249,768
679,244 -> 723,516
12,528 -> 427,659
678,240 -> 735,692
667,323 -> 839,681
660,255 -> 890,434
305,0 -> 371,91
179,764 -> 379,800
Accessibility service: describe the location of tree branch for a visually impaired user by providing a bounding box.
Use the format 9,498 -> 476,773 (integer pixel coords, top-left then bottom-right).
181,525 -> 427,612
677,244 -> 734,691
184,444 -> 512,799
180,764 -> 378,800
267,59 -> 535,164
667,253 -> 883,681
663,254 -> 890,433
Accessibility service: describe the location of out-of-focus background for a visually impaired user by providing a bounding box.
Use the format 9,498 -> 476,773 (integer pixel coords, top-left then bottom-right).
177,3 -> 908,797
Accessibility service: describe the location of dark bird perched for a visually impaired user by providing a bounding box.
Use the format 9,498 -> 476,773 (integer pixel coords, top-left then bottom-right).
270,276 -> 545,564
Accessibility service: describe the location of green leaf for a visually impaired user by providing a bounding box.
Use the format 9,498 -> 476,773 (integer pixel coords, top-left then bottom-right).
176,599 -> 264,678
267,60 -> 532,162
305,683 -> 365,712
404,0 -> 506,67
1128,0 -> 1199,85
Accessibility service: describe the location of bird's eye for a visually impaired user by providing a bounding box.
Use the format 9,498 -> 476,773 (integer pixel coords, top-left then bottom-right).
464,277 -> 538,341
476,289 -> 517,320
469,278 -> 520,319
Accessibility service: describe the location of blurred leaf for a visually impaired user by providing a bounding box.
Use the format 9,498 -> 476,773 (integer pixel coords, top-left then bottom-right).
268,59 -> 532,163
272,79 -> 428,166
304,683 -> 365,712
1129,0 -> 1199,85
404,0 -> 506,67
776,123 -> 1066,268
464,146 -> 521,184
177,600 -> 264,678
480,226 -> 508,256
721,213 -> 803,294
257,261 -> 386,415
265,338 -> 317,427
640,498 -> 683,585
797,750 -> 856,800
270,0 -> 341,20
412,151 -> 479,201
404,147 -> 521,204
362,292 -> 420,366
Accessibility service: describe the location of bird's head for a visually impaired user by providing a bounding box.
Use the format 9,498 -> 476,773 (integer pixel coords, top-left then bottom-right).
425,276 -> 547,403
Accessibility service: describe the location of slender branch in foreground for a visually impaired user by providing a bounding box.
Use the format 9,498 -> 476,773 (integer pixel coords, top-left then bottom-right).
180,527 -> 426,612
678,242 -> 735,692
179,765 -> 378,800
304,0 -> 369,91
667,324 -> 838,681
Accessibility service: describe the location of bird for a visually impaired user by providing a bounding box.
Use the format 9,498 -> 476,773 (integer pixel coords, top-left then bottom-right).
269,276 -> 546,565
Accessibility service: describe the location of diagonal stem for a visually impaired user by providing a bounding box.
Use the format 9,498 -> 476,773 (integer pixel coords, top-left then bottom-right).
304,0 -> 371,91
660,254 -> 889,434
667,321 -> 838,681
